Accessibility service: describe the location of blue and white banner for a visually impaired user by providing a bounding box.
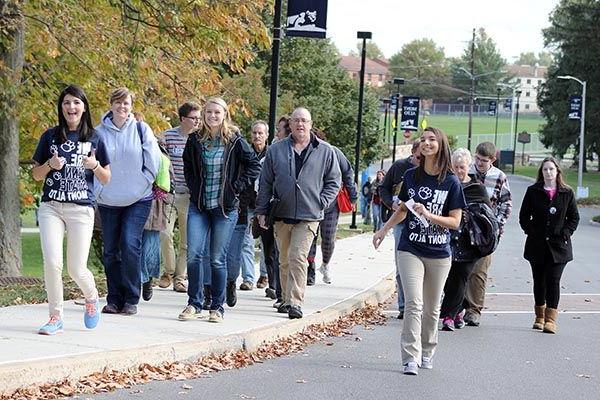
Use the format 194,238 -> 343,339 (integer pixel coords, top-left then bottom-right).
286,0 -> 328,38
488,100 -> 497,116
504,98 -> 512,111
400,96 -> 420,131
569,95 -> 582,120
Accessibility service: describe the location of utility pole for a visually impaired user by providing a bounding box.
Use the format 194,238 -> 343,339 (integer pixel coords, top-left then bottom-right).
267,0 -> 283,143
467,27 -> 475,151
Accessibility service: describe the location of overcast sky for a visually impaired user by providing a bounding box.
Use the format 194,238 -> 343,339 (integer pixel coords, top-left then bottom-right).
326,0 -> 560,61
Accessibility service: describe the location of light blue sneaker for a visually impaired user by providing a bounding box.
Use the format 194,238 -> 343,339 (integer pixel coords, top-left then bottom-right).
403,362 -> 419,375
421,356 -> 433,369
84,299 -> 100,329
39,316 -> 63,335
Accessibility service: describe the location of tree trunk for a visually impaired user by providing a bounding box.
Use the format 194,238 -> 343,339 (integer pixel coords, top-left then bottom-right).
0,1 -> 24,277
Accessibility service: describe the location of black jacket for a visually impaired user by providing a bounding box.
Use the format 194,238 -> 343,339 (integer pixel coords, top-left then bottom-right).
380,157 -> 414,209
451,181 -> 491,262
183,131 -> 261,215
519,182 -> 580,264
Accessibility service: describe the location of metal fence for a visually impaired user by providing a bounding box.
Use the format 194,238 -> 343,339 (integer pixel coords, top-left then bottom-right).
455,132 -> 550,154
429,103 -> 539,117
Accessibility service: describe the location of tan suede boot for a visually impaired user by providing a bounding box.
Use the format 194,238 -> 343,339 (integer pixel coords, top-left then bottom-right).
543,307 -> 558,334
533,305 -> 545,330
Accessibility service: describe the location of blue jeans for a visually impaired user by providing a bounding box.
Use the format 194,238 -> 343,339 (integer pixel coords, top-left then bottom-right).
186,203 -> 238,313
99,200 -> 152,307
227,220 -> 255,284
372,203 -> 382,231
141,230 -> 160,284
202,236 -> 211,285
394,223 -> 405,311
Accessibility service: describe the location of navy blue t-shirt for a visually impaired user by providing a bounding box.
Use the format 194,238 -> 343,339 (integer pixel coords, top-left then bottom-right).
398,167 -> 466,259
32,128 -> 110,206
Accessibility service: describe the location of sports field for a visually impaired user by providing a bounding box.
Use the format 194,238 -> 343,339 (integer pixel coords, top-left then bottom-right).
381,114 -> 545,138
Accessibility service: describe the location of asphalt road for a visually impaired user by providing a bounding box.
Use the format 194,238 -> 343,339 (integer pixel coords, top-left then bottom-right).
91,175 -> 600,400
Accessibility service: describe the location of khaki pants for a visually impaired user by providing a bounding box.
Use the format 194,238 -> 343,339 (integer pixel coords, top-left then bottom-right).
274,221 -> 319,307
397,251 -> 451,365
464,254 -> 492,317
38,201 -> 98,318
159,193 -> 189,283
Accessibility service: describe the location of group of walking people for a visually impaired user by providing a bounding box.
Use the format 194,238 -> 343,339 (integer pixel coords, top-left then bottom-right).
32,85 -> 355,334
372,128 -> 580,375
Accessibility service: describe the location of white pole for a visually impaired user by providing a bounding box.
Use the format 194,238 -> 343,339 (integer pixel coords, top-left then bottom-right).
510,89 -> 516,150
578,81 -> 586,194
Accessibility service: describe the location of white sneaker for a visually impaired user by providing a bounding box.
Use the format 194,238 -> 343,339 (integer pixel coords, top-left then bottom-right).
403,362 -> 419,375
420,356 -> 433,369
319,263 -> 332,284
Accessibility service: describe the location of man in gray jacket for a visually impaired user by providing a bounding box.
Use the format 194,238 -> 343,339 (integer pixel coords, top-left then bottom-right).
256,107 -> 341,319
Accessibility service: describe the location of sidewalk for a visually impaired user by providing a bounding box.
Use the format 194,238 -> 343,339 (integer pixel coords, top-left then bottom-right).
0,232 -> 396,393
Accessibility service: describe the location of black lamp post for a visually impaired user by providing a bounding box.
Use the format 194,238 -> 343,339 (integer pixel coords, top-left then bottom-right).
511,89 -> 522,174
350,30 -> 372,230
380,98 -> 391,169
391,77 -> 405,162
494,87 -> 501,146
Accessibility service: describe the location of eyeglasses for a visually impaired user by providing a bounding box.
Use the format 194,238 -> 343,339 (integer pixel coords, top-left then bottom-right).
184,116 -> 201,121
475,155 -> 492,164
290,118 -> 312,125
252,131 -> 266,135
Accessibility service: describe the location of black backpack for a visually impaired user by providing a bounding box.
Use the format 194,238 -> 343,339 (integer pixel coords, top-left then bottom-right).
464,202 -> 500,257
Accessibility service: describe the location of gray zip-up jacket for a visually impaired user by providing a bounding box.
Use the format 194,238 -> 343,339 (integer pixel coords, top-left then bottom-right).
256,134 -> 341,221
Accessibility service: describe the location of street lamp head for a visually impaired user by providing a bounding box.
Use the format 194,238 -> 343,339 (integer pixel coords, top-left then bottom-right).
393,77 -> 405,85
515,89 -> 522,96
557,75 -> 572,80
357,31 -> 372,39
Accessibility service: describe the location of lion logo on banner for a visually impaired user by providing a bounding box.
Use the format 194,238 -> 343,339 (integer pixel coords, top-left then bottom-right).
287,10 -> 317,28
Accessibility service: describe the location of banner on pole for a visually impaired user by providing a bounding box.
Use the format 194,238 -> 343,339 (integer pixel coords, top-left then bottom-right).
504,98 -> 512,111
488,100 -> 497,116
569,95 -> 582,120
286,0 -> 328,38
400,96 -> 420,131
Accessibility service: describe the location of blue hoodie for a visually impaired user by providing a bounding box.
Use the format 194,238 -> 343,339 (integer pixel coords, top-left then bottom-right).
94,111 -> 160,207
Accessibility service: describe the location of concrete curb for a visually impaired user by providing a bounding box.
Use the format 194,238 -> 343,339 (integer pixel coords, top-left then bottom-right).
0,273 -> 395,394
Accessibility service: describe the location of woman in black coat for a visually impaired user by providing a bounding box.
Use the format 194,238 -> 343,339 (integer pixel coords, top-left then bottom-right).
519,157 -> 579,334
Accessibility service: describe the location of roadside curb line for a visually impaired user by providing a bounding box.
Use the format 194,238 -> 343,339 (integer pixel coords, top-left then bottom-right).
590,219 -> 600,228
0,273 -> 395,394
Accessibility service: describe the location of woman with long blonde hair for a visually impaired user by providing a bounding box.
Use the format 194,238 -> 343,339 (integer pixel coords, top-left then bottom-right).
179,97 -> 261,323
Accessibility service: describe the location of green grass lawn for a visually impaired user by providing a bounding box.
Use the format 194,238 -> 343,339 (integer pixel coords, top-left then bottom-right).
381,114 -> 545,138
514,165 -> 600,199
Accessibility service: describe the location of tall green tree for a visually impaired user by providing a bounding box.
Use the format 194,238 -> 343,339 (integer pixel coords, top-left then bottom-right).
538,0 -> 600,169
355,41 -> 385,59
514,51 -> 553,66
451,28 -> 507,99
1,0 -> 24,277
388,38 -> 453,101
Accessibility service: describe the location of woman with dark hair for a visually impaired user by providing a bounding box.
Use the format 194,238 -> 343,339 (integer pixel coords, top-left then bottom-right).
519,157 -> 579,334
179,97 -> 260,323
373,127 -> 465,375
31,84 -> 111,335
95,87 -> 161,316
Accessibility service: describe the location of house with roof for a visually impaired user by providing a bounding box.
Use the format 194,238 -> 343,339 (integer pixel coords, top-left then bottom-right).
507,64 -> 548,113
339,55 -> 389,87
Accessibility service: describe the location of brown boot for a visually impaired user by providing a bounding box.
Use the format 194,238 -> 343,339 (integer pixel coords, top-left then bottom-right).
543,307 -> 558,334
533,305 -> 545,330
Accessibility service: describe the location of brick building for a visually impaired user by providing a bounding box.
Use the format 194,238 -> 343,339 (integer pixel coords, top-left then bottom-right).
339,55 -> 389,87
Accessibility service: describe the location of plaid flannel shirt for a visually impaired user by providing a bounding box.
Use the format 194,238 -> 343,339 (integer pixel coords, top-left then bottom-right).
470,164 -> 512,233
201,138 -> 225,210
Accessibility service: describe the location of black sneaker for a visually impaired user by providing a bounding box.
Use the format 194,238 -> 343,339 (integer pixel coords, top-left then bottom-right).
226,281 -> 237,307
307,262 -> 316,286
397,309 -> 404,319
101,303 -> 120,314
265,287 -> 277,300
288,305 -> 303,319
121,304 -> 138,316
464,312 -> 480,327
142,280 -> 153,301
277,303 -> 291,314
202,285 -> 211,310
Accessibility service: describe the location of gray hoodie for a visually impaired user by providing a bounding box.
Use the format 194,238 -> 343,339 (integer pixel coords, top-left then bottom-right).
94,112 -> 160,207
256,134 -> 341,221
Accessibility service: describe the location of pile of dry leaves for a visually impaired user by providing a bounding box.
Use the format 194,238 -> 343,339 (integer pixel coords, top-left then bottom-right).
2,303 -> 388,400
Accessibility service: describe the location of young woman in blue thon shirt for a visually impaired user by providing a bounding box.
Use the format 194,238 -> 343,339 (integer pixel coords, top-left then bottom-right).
373,127 -> 466,375
31,85 -> 111,335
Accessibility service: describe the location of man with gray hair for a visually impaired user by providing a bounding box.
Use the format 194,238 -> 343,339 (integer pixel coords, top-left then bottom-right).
256,108 -> 341,319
